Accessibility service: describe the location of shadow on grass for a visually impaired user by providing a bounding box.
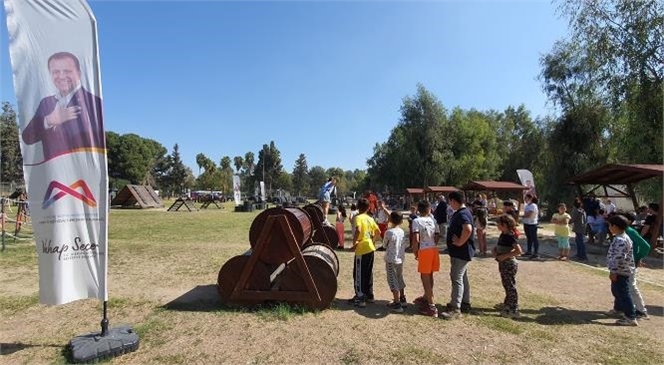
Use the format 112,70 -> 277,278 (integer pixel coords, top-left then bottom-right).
332,297 -> 444,319
0,342 -> 61,356
504,306 -> 619,325
645,304 -> 664,317
163,284 -> 221,312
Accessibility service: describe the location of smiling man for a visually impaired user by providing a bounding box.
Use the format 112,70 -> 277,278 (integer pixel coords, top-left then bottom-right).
22,51 -> 105,162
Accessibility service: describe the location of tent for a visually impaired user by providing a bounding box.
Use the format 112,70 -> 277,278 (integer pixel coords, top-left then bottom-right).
110,185 -> 163,209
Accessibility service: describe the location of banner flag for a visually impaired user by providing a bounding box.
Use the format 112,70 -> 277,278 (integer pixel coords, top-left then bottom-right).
4,0 -> 108,305
232,175 -> 241,206
516,169 -> 536,200
259,181 -> 266,202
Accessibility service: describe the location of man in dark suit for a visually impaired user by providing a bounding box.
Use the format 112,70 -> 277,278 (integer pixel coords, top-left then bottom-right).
22,52 -> 105,162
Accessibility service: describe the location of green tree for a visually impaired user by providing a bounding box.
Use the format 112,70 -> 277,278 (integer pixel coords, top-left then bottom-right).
233,156 -> 244,174
0,102 -> 24,186
367,84 -> 452,191
253,141 -> 283,195
308,165 -> 326,197
292,153 -> 309,197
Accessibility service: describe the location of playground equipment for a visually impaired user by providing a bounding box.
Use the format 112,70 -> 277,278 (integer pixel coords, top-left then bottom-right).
217,206 -> 339,310
1,197 -> 32,250
302,203 -> 338,248
167,197 -> 198,212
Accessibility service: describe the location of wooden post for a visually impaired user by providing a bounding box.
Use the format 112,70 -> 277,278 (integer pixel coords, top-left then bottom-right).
625,183 -> 640,212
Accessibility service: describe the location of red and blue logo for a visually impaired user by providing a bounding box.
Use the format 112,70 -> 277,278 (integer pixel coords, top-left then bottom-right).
42,180 -> 97,209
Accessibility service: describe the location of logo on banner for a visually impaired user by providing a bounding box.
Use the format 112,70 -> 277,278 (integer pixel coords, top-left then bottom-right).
42,179 -> 97,209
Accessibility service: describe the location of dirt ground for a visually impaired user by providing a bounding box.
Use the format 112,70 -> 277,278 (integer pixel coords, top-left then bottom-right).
1,215 -> 663,364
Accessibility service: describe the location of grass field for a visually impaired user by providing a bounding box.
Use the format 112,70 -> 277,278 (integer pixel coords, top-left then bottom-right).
1,202 -> 663,364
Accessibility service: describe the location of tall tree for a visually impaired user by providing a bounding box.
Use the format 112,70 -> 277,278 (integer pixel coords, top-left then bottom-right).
233,156 -> 244,174
308,165 -> 327,197
253,141 -> 283,195
367,84 -> 452,191
0,102 -> 24,186
244,151 -> 255,176
195,153 -> 207,175
292,153 -> 309,197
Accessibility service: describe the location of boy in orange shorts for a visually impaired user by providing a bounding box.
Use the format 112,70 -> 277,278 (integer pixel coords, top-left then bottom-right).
411,200 -> 440,317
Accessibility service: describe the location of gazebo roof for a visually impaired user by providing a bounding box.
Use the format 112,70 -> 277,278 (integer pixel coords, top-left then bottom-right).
567,164 -> 664,185
405,188 -> 425,194
461,181 -> 529,191
425,186 -> 460,193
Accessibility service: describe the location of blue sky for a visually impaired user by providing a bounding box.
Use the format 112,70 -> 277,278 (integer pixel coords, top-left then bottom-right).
1,0 -> 569,175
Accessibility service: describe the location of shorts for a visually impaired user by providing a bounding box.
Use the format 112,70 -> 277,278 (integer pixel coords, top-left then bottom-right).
385,262 -> 406,291
417,247 -> 440,274
557,236 -> 570,249
319,191 -> 331,203
475,217 -> 487,230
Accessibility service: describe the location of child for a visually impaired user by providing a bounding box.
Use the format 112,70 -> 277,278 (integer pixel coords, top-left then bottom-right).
375,200 -> 390,251
335,205 -> 347,250
605,215 -> 637,326
348,198 -> 380,308
551,203 -> 572,260
407,205 -> 418,251
411,200 -> 440,317
349,204 -> 359,242
591,209 -> 608,245
384,211 -> 407,313
492,214 -> 523,318
618,212 -> 651,320
473,200 -> 488,257
571,200 -> 588,260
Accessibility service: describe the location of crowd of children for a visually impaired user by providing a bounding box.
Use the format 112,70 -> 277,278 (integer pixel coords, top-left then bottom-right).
332,191 -> 657,327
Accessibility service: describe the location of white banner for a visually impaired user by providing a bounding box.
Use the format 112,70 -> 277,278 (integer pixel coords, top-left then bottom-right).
5,0 -> 108,305
516,169 -> 536,200
259,181 -> 266,202
232,175 -> 241,206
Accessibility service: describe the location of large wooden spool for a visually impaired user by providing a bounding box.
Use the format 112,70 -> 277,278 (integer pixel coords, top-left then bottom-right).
279,244 -> 339,310
249,207 -> 313,264
217,251 -> 270,307
303,204 -> 324,223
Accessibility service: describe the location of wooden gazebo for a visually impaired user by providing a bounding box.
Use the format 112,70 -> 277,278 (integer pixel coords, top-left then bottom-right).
567,163 -> 664,248
405,188 -> 425,209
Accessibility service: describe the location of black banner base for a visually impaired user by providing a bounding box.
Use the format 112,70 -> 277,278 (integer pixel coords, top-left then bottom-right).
69,325 -> 139,363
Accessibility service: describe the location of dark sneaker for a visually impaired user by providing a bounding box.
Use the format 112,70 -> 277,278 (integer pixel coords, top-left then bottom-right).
366,296 -> 375,304
377,246 -> 386,251
400,296 -> 408,308
461,302 -> 472,314
387,301 -> 404,313
615,317 -> 638,326
522,252 -> 532,257
347,296 -> 359,304
500,309 -> 521,319
419,304 -> 438,318
440,309 -> 462,320
530,254 -> 540,260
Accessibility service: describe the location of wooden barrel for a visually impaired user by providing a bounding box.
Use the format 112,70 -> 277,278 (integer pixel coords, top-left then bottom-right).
249,207 -> 313,264
303,204 -> 325,223
278,244 -> 339,310
217,252 -> 270,308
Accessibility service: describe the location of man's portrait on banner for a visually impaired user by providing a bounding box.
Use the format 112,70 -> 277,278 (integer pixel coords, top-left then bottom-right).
22,51 -> 105,162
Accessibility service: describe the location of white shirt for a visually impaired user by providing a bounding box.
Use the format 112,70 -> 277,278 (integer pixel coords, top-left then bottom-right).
384,227 -> 406,264
45,84 -> 81,129
522,203 -> 539,225
412,215 -> 439,250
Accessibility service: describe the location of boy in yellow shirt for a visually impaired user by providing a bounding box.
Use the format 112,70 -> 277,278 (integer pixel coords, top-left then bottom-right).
551,203 -> 572,260
348,198 -> 380,308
